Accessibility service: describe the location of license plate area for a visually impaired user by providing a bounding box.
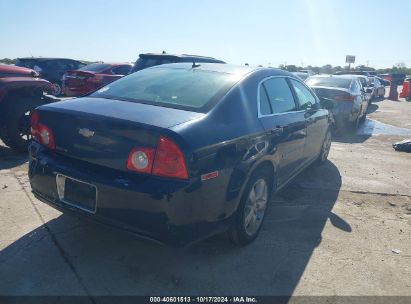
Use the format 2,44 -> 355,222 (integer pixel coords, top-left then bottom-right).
56,174 -> 97,213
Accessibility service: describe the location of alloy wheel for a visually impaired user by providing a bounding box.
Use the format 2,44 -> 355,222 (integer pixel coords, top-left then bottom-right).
243,178 -> 268,236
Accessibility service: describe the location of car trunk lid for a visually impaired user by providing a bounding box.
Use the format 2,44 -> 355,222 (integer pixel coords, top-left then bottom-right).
36,97 -> 204,171
312,86 -> 354,102
64,70 -> 95,87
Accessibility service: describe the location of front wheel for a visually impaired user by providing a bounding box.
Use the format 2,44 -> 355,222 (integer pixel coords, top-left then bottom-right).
229,168 -> 273,245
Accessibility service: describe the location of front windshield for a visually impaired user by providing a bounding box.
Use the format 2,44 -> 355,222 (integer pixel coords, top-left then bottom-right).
90,67 -> 241,112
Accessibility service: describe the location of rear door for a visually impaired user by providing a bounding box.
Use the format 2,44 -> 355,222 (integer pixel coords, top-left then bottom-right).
289,78 -> 328,163
257,77 -> 307,185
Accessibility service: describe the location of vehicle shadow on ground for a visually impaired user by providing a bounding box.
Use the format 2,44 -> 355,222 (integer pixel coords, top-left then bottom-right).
0,144 -> 28,170
366,103 -> 379,114
0,161 -> 348,297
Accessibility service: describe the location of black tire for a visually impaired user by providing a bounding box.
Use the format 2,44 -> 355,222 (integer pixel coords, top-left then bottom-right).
51,82 -> 62,96
0,97 -> 45,152
359,111 -> 366,123
315,129 -> 331,165
229,167 -> 273,245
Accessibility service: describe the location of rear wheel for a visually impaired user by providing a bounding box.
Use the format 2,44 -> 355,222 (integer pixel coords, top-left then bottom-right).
315,129 -> 331,165
0,97 -> 45,152
51,82 -> 62,96
229,167 -> 273,245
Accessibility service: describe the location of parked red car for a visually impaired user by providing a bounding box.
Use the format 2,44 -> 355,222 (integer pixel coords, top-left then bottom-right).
62,63 -> 132,97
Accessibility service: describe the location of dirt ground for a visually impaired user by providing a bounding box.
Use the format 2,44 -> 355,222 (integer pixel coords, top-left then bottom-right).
0,92 -> 411,299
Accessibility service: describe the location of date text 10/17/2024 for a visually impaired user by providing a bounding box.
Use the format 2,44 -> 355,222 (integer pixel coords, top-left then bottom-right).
149,297 -> 258,303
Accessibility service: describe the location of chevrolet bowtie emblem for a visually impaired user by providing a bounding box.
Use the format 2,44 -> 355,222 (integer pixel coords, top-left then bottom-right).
78,128 -> 95,138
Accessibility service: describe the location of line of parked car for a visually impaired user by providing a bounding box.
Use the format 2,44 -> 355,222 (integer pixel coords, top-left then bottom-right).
291,69 -> 389,134
0,52 -> 225,151
0,52 -> 403,246
14,52 -> 225,97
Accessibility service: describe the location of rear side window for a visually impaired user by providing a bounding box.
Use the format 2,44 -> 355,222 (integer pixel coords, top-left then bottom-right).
259,86 -> 271,115
91,67 -> 241,112
350,80 -> 360,93
290,79 -> 317,110
261,78 -> 296,114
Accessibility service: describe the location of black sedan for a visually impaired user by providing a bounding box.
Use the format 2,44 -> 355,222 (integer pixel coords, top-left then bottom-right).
28,63 -> 331,246
306,75 -> 369,133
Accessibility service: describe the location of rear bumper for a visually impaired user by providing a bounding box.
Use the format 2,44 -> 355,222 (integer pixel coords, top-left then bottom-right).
28,142 -> 233,246
331,102 -> 357,125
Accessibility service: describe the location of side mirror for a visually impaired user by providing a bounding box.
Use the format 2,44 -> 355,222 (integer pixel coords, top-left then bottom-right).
319,97 -> 334,110
366,88 -> 373,94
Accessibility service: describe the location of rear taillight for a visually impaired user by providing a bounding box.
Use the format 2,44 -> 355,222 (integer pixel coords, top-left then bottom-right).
30,111 -> 55,149
152,136 -> 188,179
127,147 -> 155,174
334,95 -> 355,101
126,136 -> 188,179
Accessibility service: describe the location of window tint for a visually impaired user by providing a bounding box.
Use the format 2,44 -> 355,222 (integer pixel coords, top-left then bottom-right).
290,79 -> 317,110
79,63 -> 111,73
112,65 -> 131,75
16,59 -> 36,69
262,78 -> 296,114
259,86 -> 271,115
358,78 -> 366,88
306,77 -> 351,89
351,80 -> 360,93
91,67 -> 241,112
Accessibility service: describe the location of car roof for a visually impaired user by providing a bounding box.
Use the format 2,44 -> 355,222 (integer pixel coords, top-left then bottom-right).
139,53 -> 225,62
148,62 -> 294,77
309,74 -> 356,81
85,62 -> 132,66
17,57 -> 81,62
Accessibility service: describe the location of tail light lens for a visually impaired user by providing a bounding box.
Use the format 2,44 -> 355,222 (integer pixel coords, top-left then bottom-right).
30,111 -> 55,149
126,136 -> 188,179
334,95 -> 355,101
152,136 -> 188,179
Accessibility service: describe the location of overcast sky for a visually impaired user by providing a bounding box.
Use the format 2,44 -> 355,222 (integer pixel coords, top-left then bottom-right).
1,0 -> 410,68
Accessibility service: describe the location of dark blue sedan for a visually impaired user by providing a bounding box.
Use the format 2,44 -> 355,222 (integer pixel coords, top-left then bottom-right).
28,63 -> 332,246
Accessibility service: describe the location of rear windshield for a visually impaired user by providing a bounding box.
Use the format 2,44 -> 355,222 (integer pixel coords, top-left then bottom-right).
15,59 -> 36,69
131,57 -> 179,73
306,77 -> 351,89
90,67 -> 241,112
78,63 -> 110,72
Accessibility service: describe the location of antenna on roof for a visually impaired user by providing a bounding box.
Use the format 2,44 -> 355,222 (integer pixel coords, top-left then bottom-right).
192,61 -> 200,68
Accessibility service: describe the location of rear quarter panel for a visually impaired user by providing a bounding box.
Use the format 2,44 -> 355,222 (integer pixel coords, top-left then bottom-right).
171,71 -> 279,220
